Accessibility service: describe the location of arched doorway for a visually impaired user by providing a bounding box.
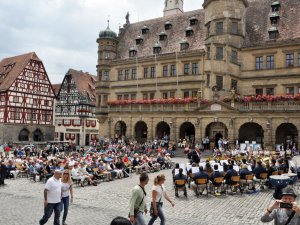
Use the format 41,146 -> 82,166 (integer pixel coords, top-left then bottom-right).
135,121 -> 148,143
276,123 -> 298,149
205,122 -> 228,148
115,121 -> 127,139
239,123 -> 264,144
179,122 -> 195,142
19,129 -> 29,141
33,129 -> 43,142
156,121 -> 170,140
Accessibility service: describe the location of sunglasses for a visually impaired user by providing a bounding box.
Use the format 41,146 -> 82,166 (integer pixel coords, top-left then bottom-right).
63,173 -> 69,175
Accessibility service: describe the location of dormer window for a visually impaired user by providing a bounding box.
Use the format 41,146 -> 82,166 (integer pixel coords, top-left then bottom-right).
189,16 -> 198,26
180,39 -> 189,51
136,35 -> 144,45
129,48 -> 137,57
268,26 -> 279,39
153,42 -> 161,54
165,21 -> 172,30
270,12 -> 279,25
159,32 -> 167,41
142,25 -> 149,34
185,27 -> 194,37
271,1 -> 280,12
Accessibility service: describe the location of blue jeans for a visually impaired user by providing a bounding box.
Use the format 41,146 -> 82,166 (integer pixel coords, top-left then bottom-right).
61,196 -> 70,223
134,211 -> 147,225
148,203 -> 165,225
39,202 -> 61,225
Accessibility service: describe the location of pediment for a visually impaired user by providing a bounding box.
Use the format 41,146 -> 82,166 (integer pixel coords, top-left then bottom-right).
196,100 -> 237,112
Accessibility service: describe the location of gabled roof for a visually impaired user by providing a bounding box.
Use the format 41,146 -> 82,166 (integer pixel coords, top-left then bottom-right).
116,9 -> 205,59
60,69 -> 97,103
0,52 -> 40,92
52,84 -> 61,97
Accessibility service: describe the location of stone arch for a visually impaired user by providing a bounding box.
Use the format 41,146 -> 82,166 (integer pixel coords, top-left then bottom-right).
135,121 -> 148,143
179,122 -> 195,142
33,129 -> 44,142
156,121 -> 170,140
276,123 -> 298,149
239,122 -> 264,144
19,128 -> 29,141
205,122 -> 228,147
115,121 -> 127,138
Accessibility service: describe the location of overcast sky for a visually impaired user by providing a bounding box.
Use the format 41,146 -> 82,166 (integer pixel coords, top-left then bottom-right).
0,0 -> 203,84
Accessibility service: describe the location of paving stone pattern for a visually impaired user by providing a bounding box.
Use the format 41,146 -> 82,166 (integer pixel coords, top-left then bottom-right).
0,157 -> 297,225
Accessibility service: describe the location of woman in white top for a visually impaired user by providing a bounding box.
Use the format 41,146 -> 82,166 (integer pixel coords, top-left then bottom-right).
61,169 -> 73,225
148,174 -> 174,225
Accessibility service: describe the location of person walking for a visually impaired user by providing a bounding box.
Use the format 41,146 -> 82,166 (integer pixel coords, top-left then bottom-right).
148,174 -> 175,225
61,169 -> 74,225
39,170 -> 62,225
129,172 -> 149,225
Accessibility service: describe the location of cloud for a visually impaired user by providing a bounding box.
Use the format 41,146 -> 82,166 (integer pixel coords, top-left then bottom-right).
0,0 -> 203,84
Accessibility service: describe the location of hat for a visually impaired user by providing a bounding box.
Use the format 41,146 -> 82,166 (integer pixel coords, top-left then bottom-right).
281,187 -> 297,198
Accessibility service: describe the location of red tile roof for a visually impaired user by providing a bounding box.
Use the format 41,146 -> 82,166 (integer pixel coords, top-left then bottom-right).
0,52 -> 40,92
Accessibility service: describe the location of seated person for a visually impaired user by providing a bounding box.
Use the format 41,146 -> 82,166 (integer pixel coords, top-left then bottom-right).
267,159 -> 278,178
191,166 -> 209,194
174,168 -> 188,188
72,163 -> 97,186
210,164 -> 223,185
253,160 -> 267,179
224,164 -> 238,189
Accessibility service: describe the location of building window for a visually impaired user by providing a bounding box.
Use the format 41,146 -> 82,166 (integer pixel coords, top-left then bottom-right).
192,91 -> 197,98
103,71 -> 109,81
286,87 -> 295,95
266,55 -> 275,69
162,92 -> 168,99
143,68 -> 148,79
163,65 -> 168,77
190,17 -> 198,26
231,79 -> 238,90
129,49 -> 137,57
136,37 -> 143,45
125,69 -> 129,80
269,31 -> 278,39
131,68 -> 137,80
207,46 -> 211,59
143,93 -> 148,100
10,108 -> 15,120
286,53 -> 294,67
183,91 -> 189,99
216,47 -> 223,60
216,75 -> 223,90
256,56 -> 263,70
44,100 -> 49,106
118,70 -> 123,81
150,67 -> 156,78
32,110 -> 37,121
170,65 -> 176,76
13,96 -> 19,103
153,46 -> 161,54
206,74 -> 210,87
124,94 -> 129,100
192,63 -> 199,75
207,25 -> 211,37
216,22 -> 223,35
33,99 -> 38,106
186,28 -> 194,37
150,93 -> 155,99
159,33 -> 167,41
231,50 -> 238,63
105,52 -> 110,59
170,92 -> 175,98
256,88 -> 263,96
142,26 -> 149,34
165,22 -> 172,30
103,95 -> 108,104
231,22 -> 238,34
131,94 -> 136,100
180,42 -> 189,51
184,63 -> 190,75
266,88 -> 275,95
117,95 -> 122,100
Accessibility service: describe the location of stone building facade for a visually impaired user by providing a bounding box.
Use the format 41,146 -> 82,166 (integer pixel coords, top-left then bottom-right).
96,0 -> 300,149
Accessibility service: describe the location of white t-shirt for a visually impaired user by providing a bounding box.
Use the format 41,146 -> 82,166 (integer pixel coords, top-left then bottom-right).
152,185 -> 165,203
61,182 -> 71,198
45,177 -> 62,203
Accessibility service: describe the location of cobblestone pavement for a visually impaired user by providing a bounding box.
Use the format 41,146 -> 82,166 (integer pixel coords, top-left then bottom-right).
1,156 -> 299,225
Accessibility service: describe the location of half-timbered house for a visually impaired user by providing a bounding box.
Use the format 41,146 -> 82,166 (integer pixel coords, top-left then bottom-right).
54,69 -> 99,146
0,52 -> 56,144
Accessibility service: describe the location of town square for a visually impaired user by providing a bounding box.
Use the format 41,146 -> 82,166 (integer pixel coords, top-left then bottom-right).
1,0 -> 300,224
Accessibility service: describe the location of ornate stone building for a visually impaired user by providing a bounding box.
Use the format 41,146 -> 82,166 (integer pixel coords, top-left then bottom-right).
54,69 -> 99,146
0,52 -> 56,144
96,0 -> 300,149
